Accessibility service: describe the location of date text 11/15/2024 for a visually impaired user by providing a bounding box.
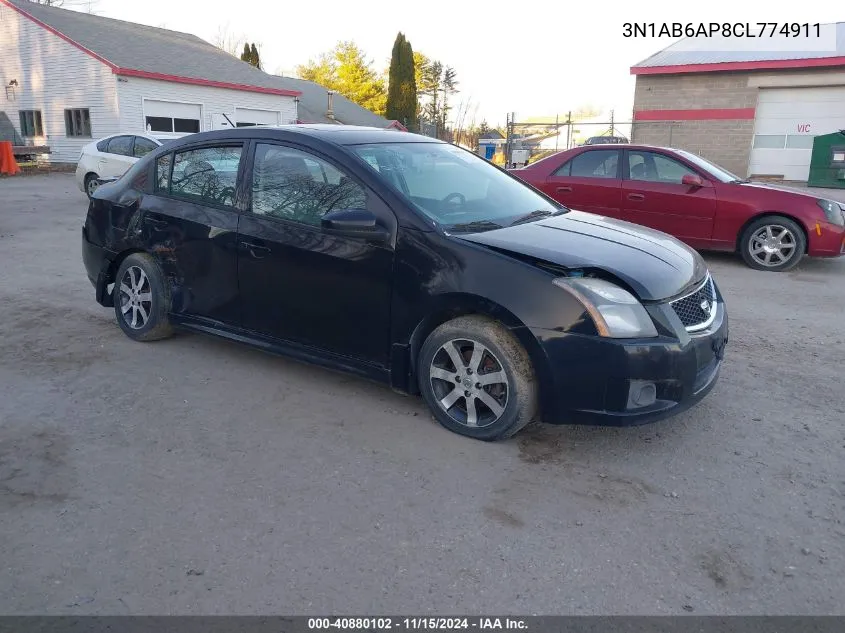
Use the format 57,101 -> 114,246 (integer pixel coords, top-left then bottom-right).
623,22 -> 821,38
308,617 -> 528,630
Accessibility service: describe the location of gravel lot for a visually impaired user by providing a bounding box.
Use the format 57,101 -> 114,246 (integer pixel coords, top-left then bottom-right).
1,173 -> 844,615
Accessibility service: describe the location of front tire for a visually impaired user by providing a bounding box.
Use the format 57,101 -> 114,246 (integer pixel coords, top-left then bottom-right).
113,253 -> 173,342
740,215 -> 806,272
418,315 -> 538,441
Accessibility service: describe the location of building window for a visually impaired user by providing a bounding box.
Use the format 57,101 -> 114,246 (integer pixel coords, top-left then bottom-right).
64,108 -> 91,137
174,118 -> 200,133
752,135 -> 786,149
785,135 -> 815,150
146,116 -> 201,134
19,110 -> 43,137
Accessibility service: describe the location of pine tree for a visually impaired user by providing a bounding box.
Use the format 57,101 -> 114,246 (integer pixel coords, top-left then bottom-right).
240,43 -> 252,64
250,43 -> 261,69
297,41 -> 387,116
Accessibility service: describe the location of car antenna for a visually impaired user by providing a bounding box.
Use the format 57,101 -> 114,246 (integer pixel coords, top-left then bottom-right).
222,113 -> 236,129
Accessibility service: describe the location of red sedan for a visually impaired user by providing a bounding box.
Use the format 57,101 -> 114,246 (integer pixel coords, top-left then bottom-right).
514,145 -> 845,271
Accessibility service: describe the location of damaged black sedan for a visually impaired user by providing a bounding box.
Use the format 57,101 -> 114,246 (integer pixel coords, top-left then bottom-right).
82,125 -> 728,441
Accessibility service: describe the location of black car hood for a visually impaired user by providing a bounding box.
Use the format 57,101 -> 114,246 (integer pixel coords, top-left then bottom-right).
457,211 -> 708,301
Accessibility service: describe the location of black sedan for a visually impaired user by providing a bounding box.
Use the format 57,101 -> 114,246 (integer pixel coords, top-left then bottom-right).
82,124 -> 728,441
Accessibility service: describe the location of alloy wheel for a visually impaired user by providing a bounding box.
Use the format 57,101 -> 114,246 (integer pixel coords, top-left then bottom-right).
748,224 -> 797,268
119,266 -> 153,329
429,338 -> 509,428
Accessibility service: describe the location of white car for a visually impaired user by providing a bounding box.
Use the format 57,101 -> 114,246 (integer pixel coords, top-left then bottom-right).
76,132 -> 187,197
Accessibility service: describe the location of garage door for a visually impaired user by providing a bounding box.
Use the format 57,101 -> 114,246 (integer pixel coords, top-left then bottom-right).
749,87 -> 845,181
235,108 -> 280,127
143,99 -> 202,134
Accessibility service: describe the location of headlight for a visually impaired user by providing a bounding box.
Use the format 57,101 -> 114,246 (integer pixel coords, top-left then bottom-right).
817,199 -> 845,227
553,277 -> 658,338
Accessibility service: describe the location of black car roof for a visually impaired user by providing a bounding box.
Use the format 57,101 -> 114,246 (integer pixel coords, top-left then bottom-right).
167,124 -> 444,147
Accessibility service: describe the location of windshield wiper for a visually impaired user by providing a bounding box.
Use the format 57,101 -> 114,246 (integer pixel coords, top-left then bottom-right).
447,220 -> 504,233
509,208 -> 566,226
729,178 -> 751,184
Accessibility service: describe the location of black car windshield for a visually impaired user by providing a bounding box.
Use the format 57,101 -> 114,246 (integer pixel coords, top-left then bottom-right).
350,142 -> 564,230
674,149 -> 744,183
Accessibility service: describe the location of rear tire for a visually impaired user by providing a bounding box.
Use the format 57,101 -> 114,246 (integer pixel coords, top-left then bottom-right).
418,315 -> 538,441
739,215 -> 805,272
84,173 -> 100,199
113,253 -> 173,342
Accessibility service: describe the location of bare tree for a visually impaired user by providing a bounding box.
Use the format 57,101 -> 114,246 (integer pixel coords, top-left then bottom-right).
212,23 -> 247,57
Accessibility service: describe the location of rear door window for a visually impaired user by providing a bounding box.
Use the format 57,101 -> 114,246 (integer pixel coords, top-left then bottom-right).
568,149 -> 620,178
134,137 -> 158,158
106,135 -> 134,157
170,145 -> 243,208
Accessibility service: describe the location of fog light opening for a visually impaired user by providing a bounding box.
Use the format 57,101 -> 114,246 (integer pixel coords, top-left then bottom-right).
627,380 -> 657,409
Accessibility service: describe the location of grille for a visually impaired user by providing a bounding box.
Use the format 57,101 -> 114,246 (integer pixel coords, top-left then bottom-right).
670,274 -> 717,332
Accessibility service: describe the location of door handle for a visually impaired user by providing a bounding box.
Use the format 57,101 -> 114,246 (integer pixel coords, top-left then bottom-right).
239,241 -> 271,258
627,193 -> 645,201
556,186 -> 573,193
143,216 -> 168,228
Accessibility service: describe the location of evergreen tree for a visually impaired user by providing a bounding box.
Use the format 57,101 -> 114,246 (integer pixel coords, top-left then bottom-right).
386,33 -> 405,123
240,43 -> 252,64
250,43 -> 261,69
386,33 -> 417,129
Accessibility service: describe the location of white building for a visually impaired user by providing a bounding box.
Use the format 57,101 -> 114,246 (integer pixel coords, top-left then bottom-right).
0,0 -> 304,162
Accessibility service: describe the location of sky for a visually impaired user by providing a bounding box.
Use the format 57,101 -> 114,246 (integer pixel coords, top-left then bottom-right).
65,0 -> 843,128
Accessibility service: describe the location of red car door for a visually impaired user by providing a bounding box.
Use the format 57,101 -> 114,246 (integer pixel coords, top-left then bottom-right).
539,148 -> 623,219
621,149 -> 717,245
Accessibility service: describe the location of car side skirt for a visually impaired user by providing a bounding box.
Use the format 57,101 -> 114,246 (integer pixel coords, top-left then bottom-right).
170,314 -> 393,388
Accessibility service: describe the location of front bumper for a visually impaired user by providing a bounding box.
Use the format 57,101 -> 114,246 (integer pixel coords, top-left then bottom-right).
807,220 -> 845,257
532,300 -> 728,426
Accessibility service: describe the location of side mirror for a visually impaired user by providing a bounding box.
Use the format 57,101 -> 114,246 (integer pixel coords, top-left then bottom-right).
321,208 -> 390,243
682,173 -> 706,188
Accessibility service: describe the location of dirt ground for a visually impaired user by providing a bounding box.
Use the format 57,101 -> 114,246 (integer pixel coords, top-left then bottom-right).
1,173 -> 844,615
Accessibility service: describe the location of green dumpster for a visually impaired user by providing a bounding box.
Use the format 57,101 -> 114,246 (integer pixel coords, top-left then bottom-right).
807,130 -> 845,189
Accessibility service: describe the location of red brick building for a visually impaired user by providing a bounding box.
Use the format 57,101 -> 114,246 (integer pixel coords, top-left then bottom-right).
631,23 -> 845,181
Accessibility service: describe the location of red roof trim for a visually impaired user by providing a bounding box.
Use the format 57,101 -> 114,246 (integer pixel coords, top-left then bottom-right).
114,68 -> 301,96
634,108 -> 756,121
2,0 -> 301,97
631,56 -> 845,75
1,0 -> 117,69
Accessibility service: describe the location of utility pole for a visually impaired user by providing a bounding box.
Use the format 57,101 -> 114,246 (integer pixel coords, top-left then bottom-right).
566,111 -> 572,149
610,109 -> 615,136
555,113 -> 559,151
504,112 -> 510,166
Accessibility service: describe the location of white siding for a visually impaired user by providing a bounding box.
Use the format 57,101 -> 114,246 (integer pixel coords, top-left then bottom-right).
116,77 -> 297,133
0,3 -> 119,162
